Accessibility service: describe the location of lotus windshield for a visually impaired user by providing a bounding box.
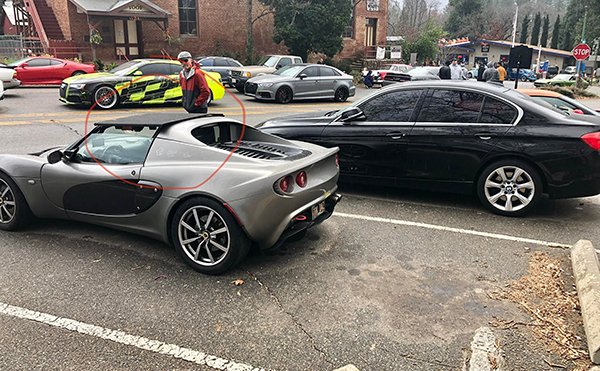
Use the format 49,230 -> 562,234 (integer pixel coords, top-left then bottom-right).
258,56 -> 279,68
110,61 -> 141,76
273,65 -> 304,77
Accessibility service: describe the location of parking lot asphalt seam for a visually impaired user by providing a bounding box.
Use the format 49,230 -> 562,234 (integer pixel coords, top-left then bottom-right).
333,212 -> 572,249
0,301 -> 265,371
247,271 -> 336,368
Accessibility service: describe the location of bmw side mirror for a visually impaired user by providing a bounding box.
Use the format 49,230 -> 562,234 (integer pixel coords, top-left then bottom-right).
340,108 -> 365,123
299,73 -> 307,79
47,150 -> 63,164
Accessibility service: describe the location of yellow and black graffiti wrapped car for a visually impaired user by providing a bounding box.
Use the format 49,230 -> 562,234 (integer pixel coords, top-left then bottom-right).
59,59 -> 225,109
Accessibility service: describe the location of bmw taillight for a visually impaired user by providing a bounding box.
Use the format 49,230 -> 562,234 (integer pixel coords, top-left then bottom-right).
296,171 -> 307,188
582,132 -> 600,150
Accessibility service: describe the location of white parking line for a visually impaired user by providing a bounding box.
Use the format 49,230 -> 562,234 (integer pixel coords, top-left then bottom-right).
333,212 -> 572,249
0,302 -> 264,371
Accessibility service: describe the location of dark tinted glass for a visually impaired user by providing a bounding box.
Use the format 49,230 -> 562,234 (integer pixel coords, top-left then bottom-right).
27,58 -> 50,67
319,67 -> 340,76
50,59 -> 63,65
359,89 -> 423,122
480,96 -> 518,124
302,67 -> 320,77
417,89 -> 483,123
199,58 -> 214,66
214,58 -> 229,67
139,63 -> 172,76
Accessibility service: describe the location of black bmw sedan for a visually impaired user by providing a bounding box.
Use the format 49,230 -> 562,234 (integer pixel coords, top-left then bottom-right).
258,81 -> 600,216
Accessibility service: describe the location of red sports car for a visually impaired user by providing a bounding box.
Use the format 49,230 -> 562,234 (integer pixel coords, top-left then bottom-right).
7,56 -> 95,85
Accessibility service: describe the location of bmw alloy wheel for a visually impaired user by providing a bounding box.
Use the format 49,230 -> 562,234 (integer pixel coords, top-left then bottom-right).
177,206 -> 231,266
94,86 -> 118,109
483,165 -> 536,213
0,178 -> 16,224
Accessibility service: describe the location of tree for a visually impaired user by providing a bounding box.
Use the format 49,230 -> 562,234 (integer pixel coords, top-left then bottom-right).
519,14 -> 530,44
540,14 -> 550,47
550,15 -> 561,49
530,12 -> 541,45
259,0 -> 352,61
246,0 -> 274,64
403,20 -> 445,64
444,0 -> 483,37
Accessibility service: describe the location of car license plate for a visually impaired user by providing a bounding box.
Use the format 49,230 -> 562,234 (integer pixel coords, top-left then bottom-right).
311,201 -> 326,220
231,78 -> 236,84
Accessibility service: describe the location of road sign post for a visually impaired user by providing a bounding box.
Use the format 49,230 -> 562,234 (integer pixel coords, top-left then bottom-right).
572,43 -> 591,88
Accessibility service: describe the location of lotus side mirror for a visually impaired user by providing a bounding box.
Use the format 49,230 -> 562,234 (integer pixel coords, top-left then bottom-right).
47,150 -> 63,164
299,73 -> 307,79
340,108 -> 365,123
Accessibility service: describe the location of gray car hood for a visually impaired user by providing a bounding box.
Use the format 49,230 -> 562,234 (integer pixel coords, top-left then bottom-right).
258,111 -> 338,128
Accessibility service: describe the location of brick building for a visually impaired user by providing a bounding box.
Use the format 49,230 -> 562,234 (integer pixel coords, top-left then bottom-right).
3,0 -> 388,63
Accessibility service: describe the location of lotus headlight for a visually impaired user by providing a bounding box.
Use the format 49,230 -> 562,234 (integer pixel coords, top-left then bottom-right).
258,82 -> 274,88
244,72 -> 252,78
69,83 -> 86,90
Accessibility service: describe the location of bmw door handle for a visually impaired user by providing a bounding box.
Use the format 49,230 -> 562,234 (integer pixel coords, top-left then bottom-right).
387,132 -> 406,140
475,133 -> 492,140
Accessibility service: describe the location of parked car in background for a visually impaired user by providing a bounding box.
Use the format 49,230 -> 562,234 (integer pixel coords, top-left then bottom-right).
508,68 -> 537,82
467,68 -> 479,79
59,59 -> 224,109
381,66 -> 440,86
230,55 -> 303,93
0,65 -> 20,90
245,64 -> 355,103
519,88 -> 600,117
259,80 -> 600,216
534,73 -> 582,88
564,66 -> 577,74
197,56 -> 243,88
364,64 -> 412,85
0,78 -> 4,100
0,112 -> 342,274
7,56 -> 95,85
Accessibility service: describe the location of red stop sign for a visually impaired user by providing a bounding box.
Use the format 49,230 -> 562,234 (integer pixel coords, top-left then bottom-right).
572,43 -> 591,60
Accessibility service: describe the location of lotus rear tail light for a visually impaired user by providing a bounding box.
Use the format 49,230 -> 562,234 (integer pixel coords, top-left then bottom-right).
296,171 -> 307,188
335,153 -> 339,168
277,175 -> 293,193
581,132 -> 600,151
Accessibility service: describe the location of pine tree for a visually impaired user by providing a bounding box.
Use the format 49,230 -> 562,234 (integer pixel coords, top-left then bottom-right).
519,15 -> 530,44
540,15 -> 549,47
530,13 -> 541,45
550,15 -> 561,49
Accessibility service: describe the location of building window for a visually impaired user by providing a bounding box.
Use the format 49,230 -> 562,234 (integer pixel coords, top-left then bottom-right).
178,0 -> 197,35
342,2 -> 354,38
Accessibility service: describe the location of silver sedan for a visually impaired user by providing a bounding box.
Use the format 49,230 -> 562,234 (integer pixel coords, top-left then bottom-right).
244,64 -> 356,104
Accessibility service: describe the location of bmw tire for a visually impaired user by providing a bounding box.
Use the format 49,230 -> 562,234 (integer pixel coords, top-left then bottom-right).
0,172 -> 33,231
170,197 -> 250,275
477,159 -> 542,217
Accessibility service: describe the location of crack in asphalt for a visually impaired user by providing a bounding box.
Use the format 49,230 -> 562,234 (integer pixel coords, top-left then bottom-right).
54,121 -> 82,137
378,343 -> 455,369
247,271 -> 335,368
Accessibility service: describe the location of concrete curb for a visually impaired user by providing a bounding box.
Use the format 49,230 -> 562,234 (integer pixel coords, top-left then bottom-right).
571,239 -> 600,364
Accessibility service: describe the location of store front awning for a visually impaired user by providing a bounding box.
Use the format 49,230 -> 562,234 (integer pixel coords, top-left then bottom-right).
69,0 -> 170,19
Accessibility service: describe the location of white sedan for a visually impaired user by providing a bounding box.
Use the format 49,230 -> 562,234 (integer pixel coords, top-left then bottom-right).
0,65 -> 20,90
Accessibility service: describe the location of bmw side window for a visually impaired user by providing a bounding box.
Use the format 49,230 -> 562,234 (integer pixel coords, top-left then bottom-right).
417,89 -> 483,123
479,97 -> 517,124
359,90 -> 423,122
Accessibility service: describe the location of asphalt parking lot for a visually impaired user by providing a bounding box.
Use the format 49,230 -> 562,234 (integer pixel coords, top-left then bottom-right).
1,83 -> 600,370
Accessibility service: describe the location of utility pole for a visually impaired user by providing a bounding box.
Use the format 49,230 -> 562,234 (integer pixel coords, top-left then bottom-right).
511,2 -> 519,47
576,5 -> 588,87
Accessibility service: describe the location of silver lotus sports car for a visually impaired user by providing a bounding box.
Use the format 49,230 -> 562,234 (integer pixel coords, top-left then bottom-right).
0,113 -> 341,274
